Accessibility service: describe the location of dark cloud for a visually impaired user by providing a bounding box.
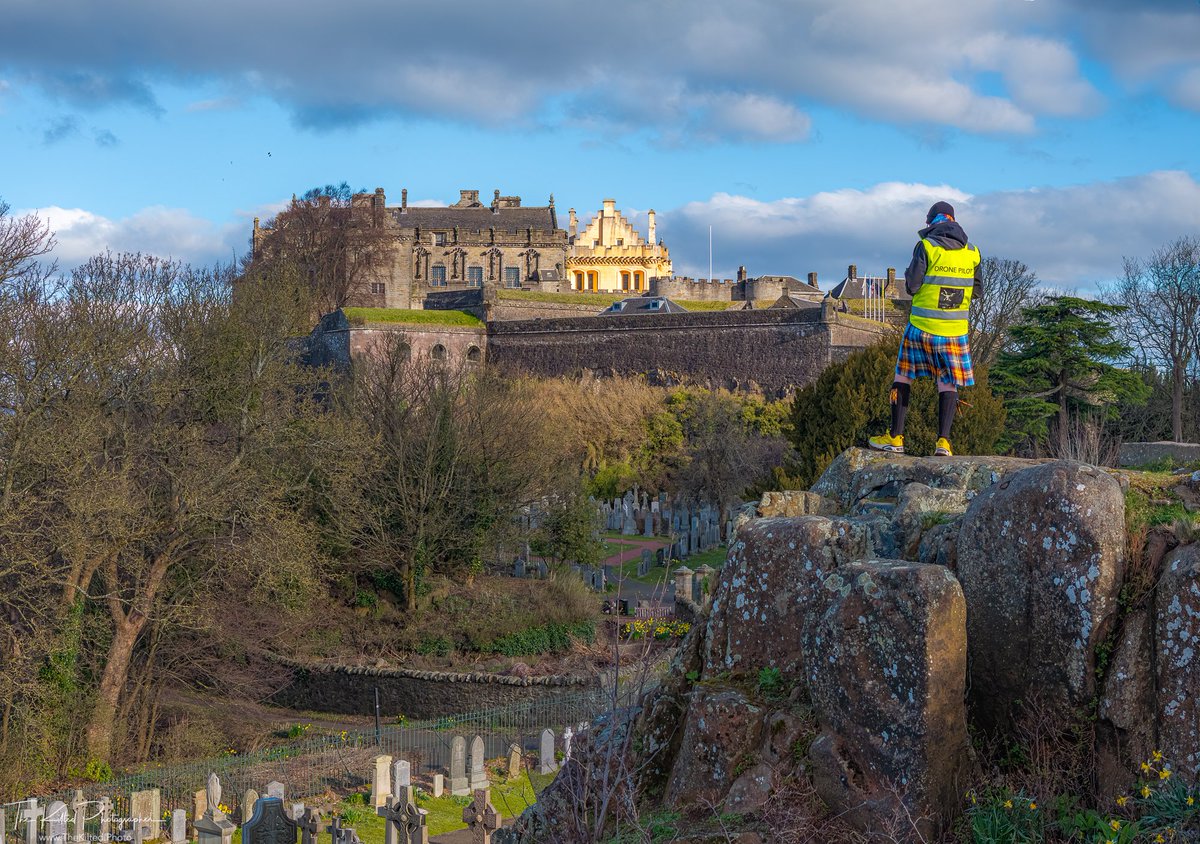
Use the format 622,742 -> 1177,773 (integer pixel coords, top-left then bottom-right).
42,115 -> 80,145
0,0 -> 1155,137
93,128 -> 119,147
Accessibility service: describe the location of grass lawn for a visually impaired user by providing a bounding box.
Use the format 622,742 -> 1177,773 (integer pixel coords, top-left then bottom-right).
616,557 -> 672,586
343,308 -> 485,328
675,300 -> 734,311
682,546 -> 728,570
497,290 -> 625,307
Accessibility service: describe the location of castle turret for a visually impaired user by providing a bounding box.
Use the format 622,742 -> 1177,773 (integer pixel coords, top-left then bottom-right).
647,209 -> 656,246
569,208 -> 578,238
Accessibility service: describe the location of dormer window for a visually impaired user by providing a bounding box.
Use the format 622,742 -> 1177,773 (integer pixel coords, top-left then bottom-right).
434,232 -> 447,246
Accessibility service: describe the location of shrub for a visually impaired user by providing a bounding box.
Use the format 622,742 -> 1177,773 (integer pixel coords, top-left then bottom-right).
484,621 -> 596,656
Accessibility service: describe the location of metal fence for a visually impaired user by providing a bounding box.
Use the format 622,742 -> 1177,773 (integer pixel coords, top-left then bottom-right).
12,687 -> 622,831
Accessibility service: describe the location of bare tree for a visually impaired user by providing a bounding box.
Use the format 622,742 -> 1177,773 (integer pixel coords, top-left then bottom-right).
969,257 -> 1041,370
1107,236 -> 1200,442
249,183 -> 396,317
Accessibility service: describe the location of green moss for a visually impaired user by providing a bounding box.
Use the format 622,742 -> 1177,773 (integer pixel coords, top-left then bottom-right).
1125,487 -> 1189,531
342,308 -> 484,327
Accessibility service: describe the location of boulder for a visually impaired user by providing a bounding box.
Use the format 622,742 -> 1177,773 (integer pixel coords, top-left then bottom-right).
1096,607 -> 1155,797
704,516 -> 869,681
805,560 -> 969,840
665,688 -> 763,810
758,490 -> 839,518
1155,544 -> 1200,777
957,461 -> 1126,733
889,482 -> 970,561
812,447 -> 1041,510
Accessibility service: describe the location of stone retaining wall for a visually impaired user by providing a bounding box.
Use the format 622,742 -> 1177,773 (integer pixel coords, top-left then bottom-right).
269,661 -> 599,719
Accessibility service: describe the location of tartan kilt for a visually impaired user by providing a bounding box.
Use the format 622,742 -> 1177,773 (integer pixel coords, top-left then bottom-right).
895,322 -> 975,388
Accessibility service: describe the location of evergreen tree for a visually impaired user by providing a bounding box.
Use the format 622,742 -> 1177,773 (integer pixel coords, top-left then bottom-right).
991,296 -> 1148,455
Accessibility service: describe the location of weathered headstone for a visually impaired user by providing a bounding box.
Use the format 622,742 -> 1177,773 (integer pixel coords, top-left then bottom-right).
265,783 -> 285,801
324,819 -> 361,844
538,729 -> 557,775
20,799 -> 44,844
194,774 -> 234,844
371,755 -> 393,808
673,566 -> 694,602
242,798 -> 297,844
47,801 -> 68,844
130,791 -> 161,840
290,807 -> 304,825
430,775 -> 444,798
460,792 -> 501,844
69,791 -> 86,844
469,735 -> 489,791
638,549 -> 652,578
505,744 -> 522,781
450,736 -> 470,796
513,558 -> 525,578
242,791 -> 259,825
171,811 -> 187,844
296,809 -> 321,844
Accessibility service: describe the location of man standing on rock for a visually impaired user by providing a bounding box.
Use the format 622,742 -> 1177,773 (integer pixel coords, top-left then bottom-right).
869,201 -> 982,457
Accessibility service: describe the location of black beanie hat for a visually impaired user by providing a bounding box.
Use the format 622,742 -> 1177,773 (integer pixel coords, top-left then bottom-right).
926,201 -> 956,224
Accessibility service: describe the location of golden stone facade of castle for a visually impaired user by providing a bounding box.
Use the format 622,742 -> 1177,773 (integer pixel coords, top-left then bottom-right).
566,199 -> 672,293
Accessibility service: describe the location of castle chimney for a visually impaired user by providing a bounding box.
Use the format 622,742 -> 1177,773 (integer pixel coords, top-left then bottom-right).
886,267 -> 896,289
647,209 -> 656,246
848,264 -> 857,280
737,265 -> 747,283
401,189 -> 408,212
568,208 -> 577,237
807,271 -> 818,287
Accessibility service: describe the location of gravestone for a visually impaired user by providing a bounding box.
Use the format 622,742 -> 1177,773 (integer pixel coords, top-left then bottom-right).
379,797 -> 428,844
506,744 -> 522,781
673,566 -> 694,603
265,783 -> 285,801
130,791 -> 161,840
371,755 -> 393,808
431,775 -> 444,798
538,729 -> 557,775
242,791 -> 259,825
638,549 -> 652,578
70,791 -> 86,844
469,735 -> 489,791
393,759 -> 412,801
643,514 -> 653,536
194,774 -> 234,844
20,800 -> 43,844
242,798 -> 297,844
450,736 -> 470,796
513,558 -> 525,578
563,726 -> 575,761
290,807 -> 304,825
324,819 -> 362,844
171,811 -> 187,844
47,802 -> 68,844
297,809 -> 321,844
535,561 -> 548,579
99,798 -> 113,844
460,792 -> 501,844
655,548 -> 665,566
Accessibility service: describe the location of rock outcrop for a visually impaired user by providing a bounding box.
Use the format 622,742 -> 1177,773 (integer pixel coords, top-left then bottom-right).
957,461 -> 1126,732
507,448 -> 1199,843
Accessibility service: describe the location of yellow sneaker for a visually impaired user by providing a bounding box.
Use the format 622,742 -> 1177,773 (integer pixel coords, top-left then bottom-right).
868,432 -> 905,454
935,437 -> 953,457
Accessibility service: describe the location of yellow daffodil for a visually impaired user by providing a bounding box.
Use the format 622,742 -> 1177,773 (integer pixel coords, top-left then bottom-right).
1110,820 -> 1122,831
1156,835 -> 1165,844
1003,799 -> 1013,809
1161,769 -> 1172,780
1187,796 -> 1194,806
1153,749 -> 1164,761
1142,762 -> 1153,772
1029,802 -> 1037,810
1116,795 -> 1128,807
1142,786 -> 1152,798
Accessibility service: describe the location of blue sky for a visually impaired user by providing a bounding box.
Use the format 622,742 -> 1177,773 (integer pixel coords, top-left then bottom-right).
1,0 -> 1198,290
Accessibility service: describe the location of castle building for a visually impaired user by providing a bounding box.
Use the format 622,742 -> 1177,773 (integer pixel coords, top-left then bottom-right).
566,199 -> 672,293
252,188 -> 568,309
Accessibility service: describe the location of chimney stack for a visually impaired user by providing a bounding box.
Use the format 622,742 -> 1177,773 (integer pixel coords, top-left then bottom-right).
807,271 -> 818,287
647,209 -> 656,246
401,189 -> 408,213
848,264 -> 857,280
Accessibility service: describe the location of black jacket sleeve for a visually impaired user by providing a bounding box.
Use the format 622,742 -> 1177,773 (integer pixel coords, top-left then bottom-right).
973,253 -> 983,297
904,241 -> 926,296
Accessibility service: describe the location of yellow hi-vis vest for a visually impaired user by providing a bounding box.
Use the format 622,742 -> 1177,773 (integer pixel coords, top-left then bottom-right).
908,238 -> 981,337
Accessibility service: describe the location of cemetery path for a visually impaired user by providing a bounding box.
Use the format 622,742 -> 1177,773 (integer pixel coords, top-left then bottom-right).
601,537 -> 672,602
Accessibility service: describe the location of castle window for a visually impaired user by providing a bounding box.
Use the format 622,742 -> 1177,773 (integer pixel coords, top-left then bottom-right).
434,232 -> 447,246
621,271 -> 631,290
466,345 -> 482,363
634,271 -> 644,290
616,239 -> 624,246
467,266 -> 483,287
430,265 -> 447,286
370,282 -> 386,295
431,344 -> 447,361
503,267 -> 521,288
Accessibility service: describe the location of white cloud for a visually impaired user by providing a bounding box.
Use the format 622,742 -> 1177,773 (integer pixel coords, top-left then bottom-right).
23,205 -> 266,269
657,171 -> 1200,290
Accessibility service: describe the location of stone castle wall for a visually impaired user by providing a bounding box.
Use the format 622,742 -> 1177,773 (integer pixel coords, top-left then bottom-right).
487,308 -> 889,395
